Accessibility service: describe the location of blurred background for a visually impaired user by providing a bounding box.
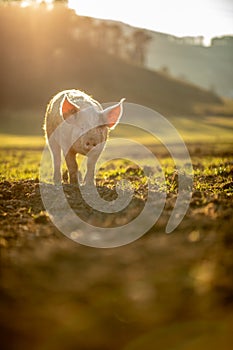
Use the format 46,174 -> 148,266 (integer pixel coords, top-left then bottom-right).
1,0 -> 233,136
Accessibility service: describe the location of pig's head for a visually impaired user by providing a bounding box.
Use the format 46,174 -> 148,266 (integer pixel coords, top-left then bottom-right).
60,95 -> 125,155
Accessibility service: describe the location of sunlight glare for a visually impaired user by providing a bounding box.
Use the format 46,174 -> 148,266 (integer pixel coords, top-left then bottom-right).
20,0 -> 31,7
21,0 -> 54,9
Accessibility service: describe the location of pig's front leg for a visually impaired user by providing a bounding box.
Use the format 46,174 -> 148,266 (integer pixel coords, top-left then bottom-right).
84,151 -> 101,185
65,150 -> 78,184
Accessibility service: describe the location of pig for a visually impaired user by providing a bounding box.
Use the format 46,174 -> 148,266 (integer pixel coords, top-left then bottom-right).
44,89 -> 125,185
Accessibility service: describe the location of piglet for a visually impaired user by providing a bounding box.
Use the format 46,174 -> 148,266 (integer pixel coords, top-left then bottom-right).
44,89 -> 124,185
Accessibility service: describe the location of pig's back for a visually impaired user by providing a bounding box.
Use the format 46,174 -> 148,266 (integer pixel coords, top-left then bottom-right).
44,89 -> 102,137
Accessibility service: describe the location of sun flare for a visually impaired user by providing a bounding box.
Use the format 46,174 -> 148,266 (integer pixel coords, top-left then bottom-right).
21,0 -> 54,9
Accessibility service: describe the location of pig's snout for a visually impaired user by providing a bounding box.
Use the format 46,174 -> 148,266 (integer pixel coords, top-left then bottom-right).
84,139 -> 97,152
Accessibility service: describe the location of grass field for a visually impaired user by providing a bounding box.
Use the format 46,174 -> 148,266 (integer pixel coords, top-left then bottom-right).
1,120 -> 233,350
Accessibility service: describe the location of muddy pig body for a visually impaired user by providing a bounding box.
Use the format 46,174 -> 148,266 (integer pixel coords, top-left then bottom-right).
44,89 -> 124,184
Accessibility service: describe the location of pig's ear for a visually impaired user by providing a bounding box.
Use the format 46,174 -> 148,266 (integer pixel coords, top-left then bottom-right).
61,95 -> 80,120
102,98 -> 125,129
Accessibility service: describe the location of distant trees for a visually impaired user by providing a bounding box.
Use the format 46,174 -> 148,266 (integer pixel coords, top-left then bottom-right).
0,1 -> 153,68
211,36 -> 233,47
93,22 -> 126,58
160,66 -> 170,76
171,35 -> 204,46
74,20 -> 152,67
53,0 -> 68,3
0,0 -> 68,4
131,29 -> 152,65
0,0 -> 21,2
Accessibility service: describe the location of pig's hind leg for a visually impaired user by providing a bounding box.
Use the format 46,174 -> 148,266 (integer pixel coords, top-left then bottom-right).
48,138 -> 62,184
84,147 -> 103,185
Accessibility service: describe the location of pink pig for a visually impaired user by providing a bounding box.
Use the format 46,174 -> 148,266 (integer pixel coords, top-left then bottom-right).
44,89 -> 125,184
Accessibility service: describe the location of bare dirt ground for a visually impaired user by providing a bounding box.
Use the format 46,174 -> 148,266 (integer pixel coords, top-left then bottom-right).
1,147 -> 233,350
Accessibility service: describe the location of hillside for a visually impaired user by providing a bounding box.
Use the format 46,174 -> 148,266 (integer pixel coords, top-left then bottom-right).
0,4 -> 224,135
107,19 -> 233,97
146,31 -> 233,97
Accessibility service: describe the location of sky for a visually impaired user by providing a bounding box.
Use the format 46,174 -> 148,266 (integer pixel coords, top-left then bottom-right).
67,0 -> 233,45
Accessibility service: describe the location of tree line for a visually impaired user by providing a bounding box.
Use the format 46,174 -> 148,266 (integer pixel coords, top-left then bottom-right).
0,2 -> 152,113
1,0 -> 152,66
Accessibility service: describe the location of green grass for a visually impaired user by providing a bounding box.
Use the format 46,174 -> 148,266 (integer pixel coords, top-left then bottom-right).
1,114 -> 232,196
0,149 -> 42,181
1,146 -> 232,199
192,156 -> 233,194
